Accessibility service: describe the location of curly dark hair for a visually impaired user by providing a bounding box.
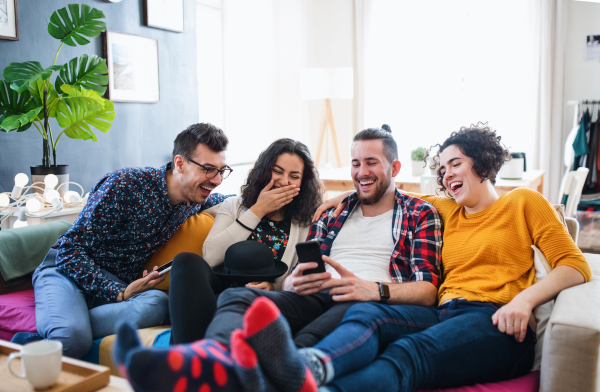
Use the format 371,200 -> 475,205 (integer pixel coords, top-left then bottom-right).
240,139 -> 324,227
425,123 -> 511,196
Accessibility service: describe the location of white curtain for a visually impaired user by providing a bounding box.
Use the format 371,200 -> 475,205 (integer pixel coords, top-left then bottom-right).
534,0 -> 569,201
356,0 -> 566,199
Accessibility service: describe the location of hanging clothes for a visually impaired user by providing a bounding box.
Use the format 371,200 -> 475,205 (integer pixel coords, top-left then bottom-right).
586,119 -> 599,190
573,110 -> 591,170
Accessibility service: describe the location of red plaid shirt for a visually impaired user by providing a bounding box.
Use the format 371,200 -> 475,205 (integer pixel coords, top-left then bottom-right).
307,189 -> 443,287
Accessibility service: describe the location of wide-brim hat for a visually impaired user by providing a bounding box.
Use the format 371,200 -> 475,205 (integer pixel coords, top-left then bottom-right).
213,240 -> 288,283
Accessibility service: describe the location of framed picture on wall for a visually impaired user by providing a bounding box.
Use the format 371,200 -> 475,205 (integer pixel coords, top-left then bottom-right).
0,0 -> 19,41
104,30 -> 160,103
144,0 -> 184,32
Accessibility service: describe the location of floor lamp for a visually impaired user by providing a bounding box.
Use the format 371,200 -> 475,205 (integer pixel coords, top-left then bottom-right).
301,68 -> 353,168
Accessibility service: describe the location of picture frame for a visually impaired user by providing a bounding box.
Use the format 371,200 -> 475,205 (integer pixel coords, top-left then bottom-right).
0,0 -> 19,41
103,30 -> 160,103
144,0 -> 184,33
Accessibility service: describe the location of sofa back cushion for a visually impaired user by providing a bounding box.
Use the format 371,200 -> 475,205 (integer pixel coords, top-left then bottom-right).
0,220 -> 71,291
139,212 -> 215,292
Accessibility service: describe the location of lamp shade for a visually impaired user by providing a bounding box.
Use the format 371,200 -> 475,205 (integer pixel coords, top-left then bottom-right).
300,68 -> 354,100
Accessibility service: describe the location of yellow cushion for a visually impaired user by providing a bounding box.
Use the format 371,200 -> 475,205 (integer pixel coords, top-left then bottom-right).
139,212 -> 215,292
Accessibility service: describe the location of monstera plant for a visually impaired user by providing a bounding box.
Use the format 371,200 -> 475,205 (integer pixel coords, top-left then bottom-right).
0,4 -> 114,168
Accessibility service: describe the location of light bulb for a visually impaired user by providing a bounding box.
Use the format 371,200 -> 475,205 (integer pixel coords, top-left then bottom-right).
11,173 -> 28,198
44,174 -> 58,188
0,194 -> 9,207
14,173 -> 29,187
26,198 -> 41,212
63,191 -> 81,203
45,189 -> 60,203
13,220 -> 28,228
13,207 -> 28,228
51,197 -> 62,209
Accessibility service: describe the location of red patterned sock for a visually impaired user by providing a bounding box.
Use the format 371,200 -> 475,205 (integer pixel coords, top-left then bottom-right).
113,323 -> 241,392
242,297 -> 317,392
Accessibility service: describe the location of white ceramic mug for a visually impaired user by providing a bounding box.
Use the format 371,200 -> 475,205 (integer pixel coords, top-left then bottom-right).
7,340 -> 63,390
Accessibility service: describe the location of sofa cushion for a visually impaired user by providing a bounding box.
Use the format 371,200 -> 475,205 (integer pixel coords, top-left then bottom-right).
418,370 -> 539,392
530,245 -> 554,371
139,212 -> 215,292
0,220 -> 71,286
540,253 -> 600,392
0,289 -> 37,341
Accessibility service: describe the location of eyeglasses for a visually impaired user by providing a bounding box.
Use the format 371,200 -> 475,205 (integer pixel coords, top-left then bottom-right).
181,155 -> 233,179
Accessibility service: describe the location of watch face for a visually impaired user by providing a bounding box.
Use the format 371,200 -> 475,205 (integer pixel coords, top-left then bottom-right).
379,282 -> 390,300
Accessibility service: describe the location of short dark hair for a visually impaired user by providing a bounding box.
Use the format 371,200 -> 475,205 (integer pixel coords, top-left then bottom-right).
172,123 -> 229,163
428,122 -> 510,195
240,138 -> 324,228
353,124 -> 398,163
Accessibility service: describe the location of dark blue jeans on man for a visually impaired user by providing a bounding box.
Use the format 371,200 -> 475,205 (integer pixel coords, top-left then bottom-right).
308,299 -> 536,392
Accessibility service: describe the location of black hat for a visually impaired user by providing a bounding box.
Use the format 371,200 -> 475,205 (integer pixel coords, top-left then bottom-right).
213,240 -> 288,283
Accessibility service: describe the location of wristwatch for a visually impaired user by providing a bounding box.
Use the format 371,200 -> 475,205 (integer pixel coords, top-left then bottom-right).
377,282 -> 390,303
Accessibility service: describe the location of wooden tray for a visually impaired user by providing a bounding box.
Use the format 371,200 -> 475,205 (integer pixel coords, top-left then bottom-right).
0,340 -> 110,392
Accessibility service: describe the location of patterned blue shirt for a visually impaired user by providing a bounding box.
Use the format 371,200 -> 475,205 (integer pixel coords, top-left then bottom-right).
52,163 -> 229,301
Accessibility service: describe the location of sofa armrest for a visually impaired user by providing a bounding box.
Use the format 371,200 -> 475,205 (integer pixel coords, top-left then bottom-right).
565,217 -> 579,243
540,253 -> 600,392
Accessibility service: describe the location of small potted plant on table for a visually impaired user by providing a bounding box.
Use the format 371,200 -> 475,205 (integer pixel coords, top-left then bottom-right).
410,147 -> 427,177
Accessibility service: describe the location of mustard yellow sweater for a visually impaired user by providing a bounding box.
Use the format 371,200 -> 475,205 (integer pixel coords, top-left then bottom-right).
408,188 -> 592,305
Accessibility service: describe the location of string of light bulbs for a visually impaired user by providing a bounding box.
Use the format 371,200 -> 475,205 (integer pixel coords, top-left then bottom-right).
0,173 -> 89,229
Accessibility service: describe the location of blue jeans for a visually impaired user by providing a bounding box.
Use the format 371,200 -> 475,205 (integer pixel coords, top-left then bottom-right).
33,249 -> 169,359
312,300 -> 536,392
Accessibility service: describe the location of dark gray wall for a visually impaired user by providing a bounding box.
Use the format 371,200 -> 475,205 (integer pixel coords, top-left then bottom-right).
0,0 -> 198,193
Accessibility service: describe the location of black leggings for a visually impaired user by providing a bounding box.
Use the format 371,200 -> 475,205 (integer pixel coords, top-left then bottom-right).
169,252 -> 356,347
169,252 -> 226,345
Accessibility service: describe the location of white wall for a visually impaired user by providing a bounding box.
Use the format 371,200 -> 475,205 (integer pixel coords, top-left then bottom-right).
563,1 -> 600,136
305,0 -> 355,167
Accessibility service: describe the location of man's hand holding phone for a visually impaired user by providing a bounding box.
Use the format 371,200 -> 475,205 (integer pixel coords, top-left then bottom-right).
117,266 -> 167,302
283,262 -> 331,295
319,256 -> 380,302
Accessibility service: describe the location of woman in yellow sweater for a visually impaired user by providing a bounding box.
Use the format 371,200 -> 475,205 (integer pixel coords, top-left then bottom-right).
203,124 -> 592,392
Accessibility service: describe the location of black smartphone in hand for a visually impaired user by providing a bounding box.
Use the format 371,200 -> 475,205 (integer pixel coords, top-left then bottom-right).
295,241 -> 326,275
155,260 -> 173,276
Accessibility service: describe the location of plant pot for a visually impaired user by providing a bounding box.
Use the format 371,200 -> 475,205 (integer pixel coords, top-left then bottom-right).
411,161 -> 425,177
30,165 -> 69,199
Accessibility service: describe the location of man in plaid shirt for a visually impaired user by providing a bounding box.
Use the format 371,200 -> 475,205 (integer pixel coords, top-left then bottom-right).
202,124 -> 443,348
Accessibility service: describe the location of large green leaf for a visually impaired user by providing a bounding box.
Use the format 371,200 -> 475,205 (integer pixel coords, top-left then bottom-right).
55,55 -> 108,95
29,77 -> 59,119
48,4 -> 106,47
0,80 -> 41,133
59,84 -> 105,111
56,97 -> 114,141
2,61 -> 63,93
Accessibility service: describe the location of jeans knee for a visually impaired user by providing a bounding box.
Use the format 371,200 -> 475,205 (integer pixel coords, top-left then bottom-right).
216,287 -> 258,308
135,290 -> 169,324
51,324 -> 93,359
342,302 -> 384,325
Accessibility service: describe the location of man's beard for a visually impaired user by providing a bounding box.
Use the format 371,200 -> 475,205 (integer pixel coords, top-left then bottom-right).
354,172 -> 392,205
181,180 -> 213,204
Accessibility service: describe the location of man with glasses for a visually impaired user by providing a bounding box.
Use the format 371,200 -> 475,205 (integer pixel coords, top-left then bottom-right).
26,123 -> 233,358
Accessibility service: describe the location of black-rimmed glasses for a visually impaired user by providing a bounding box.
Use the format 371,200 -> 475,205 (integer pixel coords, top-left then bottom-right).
181,155 -> 233,179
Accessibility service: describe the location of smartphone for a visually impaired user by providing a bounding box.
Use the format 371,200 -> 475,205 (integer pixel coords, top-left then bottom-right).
295,241 -> 326,275
155,260 -> 173,276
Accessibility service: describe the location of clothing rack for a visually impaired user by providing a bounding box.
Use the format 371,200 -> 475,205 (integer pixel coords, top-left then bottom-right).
567,100 -> 600,123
